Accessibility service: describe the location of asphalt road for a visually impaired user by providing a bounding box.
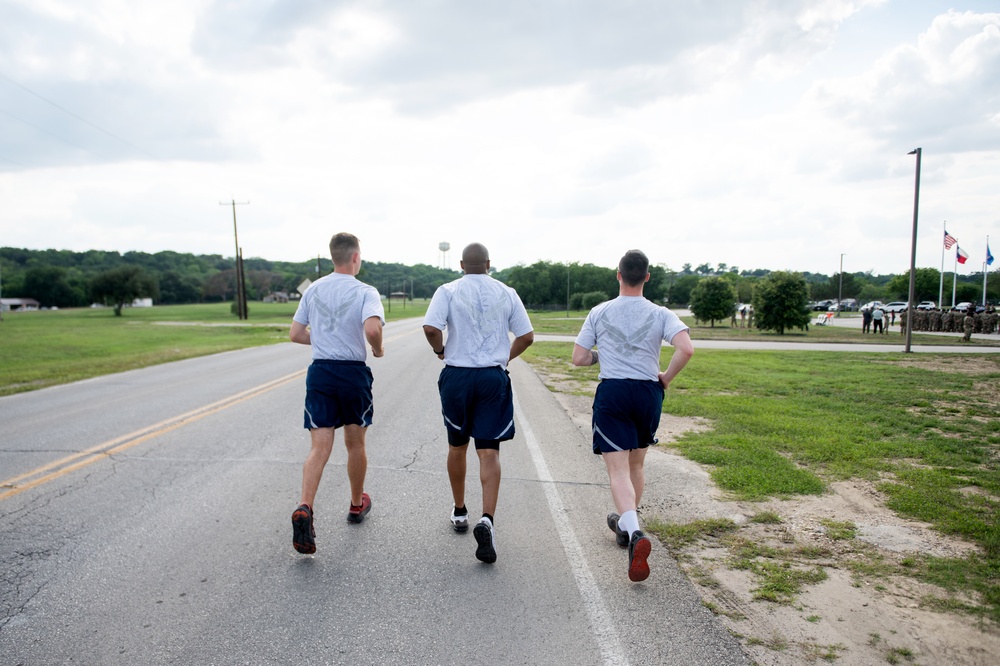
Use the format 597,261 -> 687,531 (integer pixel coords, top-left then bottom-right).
0,318 -> 748,665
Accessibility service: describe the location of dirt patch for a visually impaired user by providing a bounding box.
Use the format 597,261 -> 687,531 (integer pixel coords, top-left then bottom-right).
548,383 -> 999,665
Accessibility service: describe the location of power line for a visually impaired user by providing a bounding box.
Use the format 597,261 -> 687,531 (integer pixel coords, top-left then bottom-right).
0,70 -> 159,161
0,106 -> 105,157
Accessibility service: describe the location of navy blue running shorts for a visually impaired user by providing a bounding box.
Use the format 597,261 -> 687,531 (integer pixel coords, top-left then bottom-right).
437,365 -> 514,448
591,379 -> 664,455
303,360 -> 374,430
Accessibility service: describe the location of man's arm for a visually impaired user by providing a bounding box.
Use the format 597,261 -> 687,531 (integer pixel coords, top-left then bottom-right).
365,316 -> 384,358
290,321 -> 310,345
658,330 -> 693,389
572,343 -> 598,366
508,331 -> 534,362
423,325 -> 445,359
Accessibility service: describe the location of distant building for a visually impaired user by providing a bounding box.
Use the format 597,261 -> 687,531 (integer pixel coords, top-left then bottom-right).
1,297 -> 40,312
131,298 -> 153,308
263,291 -> 290,303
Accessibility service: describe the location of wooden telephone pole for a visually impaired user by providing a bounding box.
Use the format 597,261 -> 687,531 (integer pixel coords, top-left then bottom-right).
220,199 -> 249,320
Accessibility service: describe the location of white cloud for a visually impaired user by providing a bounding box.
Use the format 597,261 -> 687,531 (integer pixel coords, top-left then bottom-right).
0,1 -> 998,279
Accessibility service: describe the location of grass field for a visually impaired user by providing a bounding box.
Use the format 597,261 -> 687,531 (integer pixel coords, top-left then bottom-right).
521,341 -> 1000,621
0,300 -> 428,396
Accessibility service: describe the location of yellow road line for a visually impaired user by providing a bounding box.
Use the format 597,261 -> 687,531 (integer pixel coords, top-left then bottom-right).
0,326 -> 420,502
0,370 -> 305,501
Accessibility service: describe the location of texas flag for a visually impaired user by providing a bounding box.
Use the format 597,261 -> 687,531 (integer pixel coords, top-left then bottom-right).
957,246 -> 969,264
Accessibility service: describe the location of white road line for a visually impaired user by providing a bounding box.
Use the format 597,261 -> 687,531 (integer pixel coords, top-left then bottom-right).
514,392 -> 630,666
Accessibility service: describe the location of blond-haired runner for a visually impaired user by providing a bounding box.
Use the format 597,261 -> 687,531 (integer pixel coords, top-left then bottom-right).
289,232 -> 385,554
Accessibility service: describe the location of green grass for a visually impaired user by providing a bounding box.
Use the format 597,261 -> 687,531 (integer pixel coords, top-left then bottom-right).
522,340 -> 1000,620
0,300 -> 428,396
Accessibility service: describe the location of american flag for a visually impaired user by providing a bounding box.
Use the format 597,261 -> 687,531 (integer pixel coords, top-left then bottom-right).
944,230 -> 957,249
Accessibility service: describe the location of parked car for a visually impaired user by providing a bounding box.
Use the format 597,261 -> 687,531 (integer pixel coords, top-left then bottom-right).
917,301 -> 936,310
882,302 -> 909,313
955,302 -> 973,311
838,299 -> 859,312
860,301 -> 884,311
812,300 -> 834,311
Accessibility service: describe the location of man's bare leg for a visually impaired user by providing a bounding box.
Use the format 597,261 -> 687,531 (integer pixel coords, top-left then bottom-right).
342,424 -> 368,506
447,444 -> 468,508
300,427 -> 335,508
477,448 -> 501,517
629,447 -> 648,508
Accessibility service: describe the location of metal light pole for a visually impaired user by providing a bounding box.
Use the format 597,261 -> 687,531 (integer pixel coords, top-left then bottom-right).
905,148 -> 922,353
837,253 -> 845,317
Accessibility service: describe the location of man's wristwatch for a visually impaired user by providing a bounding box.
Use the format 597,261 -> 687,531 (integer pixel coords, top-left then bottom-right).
433,347 -> 444,355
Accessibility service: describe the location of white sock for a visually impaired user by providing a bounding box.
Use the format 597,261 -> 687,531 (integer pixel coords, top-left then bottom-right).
618,510 -> 640,537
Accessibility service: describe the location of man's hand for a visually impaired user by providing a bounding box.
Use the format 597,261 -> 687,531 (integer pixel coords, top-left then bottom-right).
371,345 -> 384,358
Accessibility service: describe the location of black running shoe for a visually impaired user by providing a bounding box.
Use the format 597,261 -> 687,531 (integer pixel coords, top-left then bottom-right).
473,516 -> 497,563
292,504 -> 316,554
628,530 -> 651,582
607,512 -> 628,548
347,492 -> 372,524
450,505 -> 470,533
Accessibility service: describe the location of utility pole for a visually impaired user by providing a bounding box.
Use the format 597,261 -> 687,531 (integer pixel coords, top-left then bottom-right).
220,199 -> 249,320
0,257 -> 4,322
905,148 -> 922,353
837,253 -> 845,317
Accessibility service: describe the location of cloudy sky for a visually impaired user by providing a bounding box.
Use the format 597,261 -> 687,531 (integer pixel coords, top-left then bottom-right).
1,1 -> 998,276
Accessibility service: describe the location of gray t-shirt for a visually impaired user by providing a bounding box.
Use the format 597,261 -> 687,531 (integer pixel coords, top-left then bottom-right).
575,296 -> 689,381
293,273 -> 385,361
423,274 -> 533,369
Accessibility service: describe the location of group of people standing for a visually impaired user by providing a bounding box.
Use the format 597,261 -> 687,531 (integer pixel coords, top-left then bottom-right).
288,234 -> 693,583
861,305 -> 892,334
899,305 -> 998,341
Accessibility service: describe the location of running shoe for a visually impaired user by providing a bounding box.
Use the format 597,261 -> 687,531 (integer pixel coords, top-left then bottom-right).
473,516 -> 497,564
347,492 -> 372,524
450,506 -> 470,533
607,512 -> 628,548
292,504 -> 316,554
628,530 -> 652,582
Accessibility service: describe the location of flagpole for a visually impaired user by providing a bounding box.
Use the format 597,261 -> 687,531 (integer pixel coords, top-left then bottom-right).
939,221 -> 945,307
984,235 -> 990,308
952,249 -> 958,308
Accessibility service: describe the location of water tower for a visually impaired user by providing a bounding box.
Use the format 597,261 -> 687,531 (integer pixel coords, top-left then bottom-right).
438,242 -> 450,269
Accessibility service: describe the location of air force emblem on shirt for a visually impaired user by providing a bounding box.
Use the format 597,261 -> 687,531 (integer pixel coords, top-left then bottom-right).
599,311 -> 656,357
314,290 -> 359,337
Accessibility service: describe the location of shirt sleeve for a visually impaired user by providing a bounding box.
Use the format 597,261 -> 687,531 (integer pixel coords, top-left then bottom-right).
575,310 -> 597,349
362,286 -> 385,324
661,308 -> 689,345
292,289 -> 311,325
507,289 -> 533,337
423,287 -> 450,330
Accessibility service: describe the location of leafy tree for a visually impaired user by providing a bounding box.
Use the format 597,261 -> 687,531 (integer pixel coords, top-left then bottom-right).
158,271 -> 203,305
23,266 -> 85,307
669,274 -> 702,306
885,268 -> 941,302
751,271 -> 811,334
689,277 -> 737,327
89,266 -> 159,316
695,263 -> 714,275
579,291 -> 608,309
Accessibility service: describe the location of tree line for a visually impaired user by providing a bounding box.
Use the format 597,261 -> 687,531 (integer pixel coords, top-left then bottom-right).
0,247 -> 462,311
1,248 -> 996,320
